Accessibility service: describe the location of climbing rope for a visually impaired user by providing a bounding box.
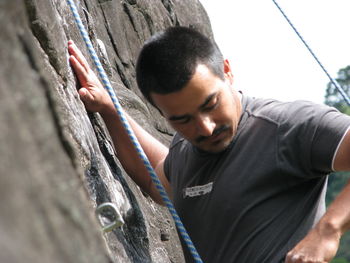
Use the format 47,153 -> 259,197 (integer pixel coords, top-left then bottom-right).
66,0 -> 203,262
272,0 -> 350,106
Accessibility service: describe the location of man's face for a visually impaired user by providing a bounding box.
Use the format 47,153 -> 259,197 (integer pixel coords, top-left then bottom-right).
151,61 -> 242,153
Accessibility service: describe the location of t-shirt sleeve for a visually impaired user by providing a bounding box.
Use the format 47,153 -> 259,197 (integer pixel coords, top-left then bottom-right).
277,101 -> 350,176
311,109 -> 350,173
163,133 -> 182,183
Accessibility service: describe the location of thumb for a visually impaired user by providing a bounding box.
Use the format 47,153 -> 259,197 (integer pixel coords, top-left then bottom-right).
78,87 -> 94,102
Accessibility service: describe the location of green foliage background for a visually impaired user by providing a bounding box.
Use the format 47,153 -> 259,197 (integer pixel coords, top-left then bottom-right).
325,65 -> 350,262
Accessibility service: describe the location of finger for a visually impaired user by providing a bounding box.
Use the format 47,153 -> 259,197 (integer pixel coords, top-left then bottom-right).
68,41 -> 90,72
69,55 -> 89,85
78,87 -> 94,103
68,43 -> 89,71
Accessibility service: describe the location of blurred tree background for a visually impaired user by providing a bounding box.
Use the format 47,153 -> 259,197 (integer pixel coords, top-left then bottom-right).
325,65 -> 350,263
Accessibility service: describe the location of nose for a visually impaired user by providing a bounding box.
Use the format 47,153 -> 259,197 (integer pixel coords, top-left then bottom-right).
196,114 -> 216,137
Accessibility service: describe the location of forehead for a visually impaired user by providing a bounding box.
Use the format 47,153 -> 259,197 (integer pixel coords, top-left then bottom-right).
151,64 -> 223,117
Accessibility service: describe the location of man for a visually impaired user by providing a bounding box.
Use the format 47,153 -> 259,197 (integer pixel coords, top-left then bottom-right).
68,26 -> 350,263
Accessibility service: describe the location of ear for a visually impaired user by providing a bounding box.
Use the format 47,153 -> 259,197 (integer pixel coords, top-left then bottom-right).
223,59 -> 234,85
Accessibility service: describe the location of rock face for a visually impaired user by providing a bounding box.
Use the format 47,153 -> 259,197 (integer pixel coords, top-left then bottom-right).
0,0 -> 212,262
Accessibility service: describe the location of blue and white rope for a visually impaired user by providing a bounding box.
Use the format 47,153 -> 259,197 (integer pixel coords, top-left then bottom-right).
66,0 -> 203,262
272,0 -> 350,106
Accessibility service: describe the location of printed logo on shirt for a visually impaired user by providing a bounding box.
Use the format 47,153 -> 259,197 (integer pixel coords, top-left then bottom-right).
183,182 -> 213,198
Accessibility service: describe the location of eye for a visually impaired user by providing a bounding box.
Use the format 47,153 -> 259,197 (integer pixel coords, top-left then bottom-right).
203,97 -> 219,112
171,116 -> 192,125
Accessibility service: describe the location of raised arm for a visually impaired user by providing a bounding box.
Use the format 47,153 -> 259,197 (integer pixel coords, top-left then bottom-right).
68,40 -> 170,204
286,128 -> 350,263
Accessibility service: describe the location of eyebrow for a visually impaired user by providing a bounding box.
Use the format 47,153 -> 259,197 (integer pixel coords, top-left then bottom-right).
168,92 -> 218,121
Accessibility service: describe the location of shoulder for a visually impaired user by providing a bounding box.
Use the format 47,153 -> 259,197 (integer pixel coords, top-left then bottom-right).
164,133 -> 191,182
165,133 -> 188,162
168,132 -> 190,153
244,96 -> 340,127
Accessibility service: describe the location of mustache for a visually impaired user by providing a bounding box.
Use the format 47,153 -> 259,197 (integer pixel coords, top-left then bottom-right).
195,125 -> 231,144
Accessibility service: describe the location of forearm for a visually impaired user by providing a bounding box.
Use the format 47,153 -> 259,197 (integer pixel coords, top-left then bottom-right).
285,179 -> 350,262
100,104 -> 168,196
316,179 -> 350,238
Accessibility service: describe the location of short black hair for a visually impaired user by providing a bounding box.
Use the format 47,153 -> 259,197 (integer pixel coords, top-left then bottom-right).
136,26 -> 224,106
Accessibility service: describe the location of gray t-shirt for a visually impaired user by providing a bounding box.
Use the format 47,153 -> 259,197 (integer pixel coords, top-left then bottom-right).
164,95 -> 350,263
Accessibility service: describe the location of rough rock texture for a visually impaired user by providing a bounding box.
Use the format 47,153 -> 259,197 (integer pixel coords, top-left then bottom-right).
0,0 -> 212,262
